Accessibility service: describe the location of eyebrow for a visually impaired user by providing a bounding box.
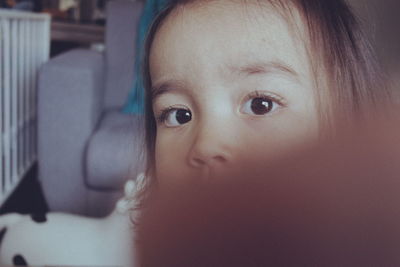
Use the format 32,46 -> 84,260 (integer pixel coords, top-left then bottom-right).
228,60 -> 299,77
152,79 -> 187,99
151,60 -> 299,99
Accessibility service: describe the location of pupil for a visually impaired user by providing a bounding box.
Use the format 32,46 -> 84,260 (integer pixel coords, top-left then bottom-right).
251,98 -> 272,115
176,109 -> 192,124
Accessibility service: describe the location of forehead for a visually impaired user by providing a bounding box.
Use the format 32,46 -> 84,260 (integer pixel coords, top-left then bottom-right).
149,0 -> 311,86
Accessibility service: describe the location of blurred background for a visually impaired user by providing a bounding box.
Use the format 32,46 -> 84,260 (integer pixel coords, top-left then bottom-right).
0,0 -> 109,23
0,0 -> 127,57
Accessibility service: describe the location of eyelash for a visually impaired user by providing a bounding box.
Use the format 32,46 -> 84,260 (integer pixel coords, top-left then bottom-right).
156,106 -> 181,124
243,91 -> 286,107
154,91 -> 286,124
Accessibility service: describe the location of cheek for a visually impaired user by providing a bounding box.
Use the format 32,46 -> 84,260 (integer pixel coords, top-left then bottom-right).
243,110 -> 319,162
154,130 -> 192,184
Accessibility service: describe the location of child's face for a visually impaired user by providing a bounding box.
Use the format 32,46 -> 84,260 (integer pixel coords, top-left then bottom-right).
150,1 -> 320,184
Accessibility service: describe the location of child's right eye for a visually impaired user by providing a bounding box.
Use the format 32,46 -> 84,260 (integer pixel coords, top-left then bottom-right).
159,107 -> 192,127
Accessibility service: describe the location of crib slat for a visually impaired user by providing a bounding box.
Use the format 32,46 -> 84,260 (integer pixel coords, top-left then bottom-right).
2,18 -> 11,193
17,19 -> 23,177
0,10 -> 50,205
28,21 -> 34,165
11,18 -> 18,188
0,18 -> 4,201
42,19 -> 50,66
21,21 -> 29,172
31,20 -> 37,159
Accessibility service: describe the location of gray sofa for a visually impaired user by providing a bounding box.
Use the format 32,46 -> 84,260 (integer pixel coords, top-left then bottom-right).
38,0 -> 145,217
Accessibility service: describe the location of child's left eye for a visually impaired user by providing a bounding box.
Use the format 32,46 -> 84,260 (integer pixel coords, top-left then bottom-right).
241,93 -> 281,115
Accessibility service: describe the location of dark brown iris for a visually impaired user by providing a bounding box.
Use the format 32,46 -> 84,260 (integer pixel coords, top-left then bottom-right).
251,97 -> 273,115
176,109 -> 192,124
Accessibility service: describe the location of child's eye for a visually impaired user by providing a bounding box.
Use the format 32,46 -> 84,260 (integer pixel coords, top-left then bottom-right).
241,92 -> 283,116
159,108 -> 192,127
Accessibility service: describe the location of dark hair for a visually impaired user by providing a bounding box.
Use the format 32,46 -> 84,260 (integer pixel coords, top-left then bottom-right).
141,0 -> 390,186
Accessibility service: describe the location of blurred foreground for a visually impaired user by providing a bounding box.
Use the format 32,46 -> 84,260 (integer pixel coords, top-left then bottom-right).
137,108 -> 400,266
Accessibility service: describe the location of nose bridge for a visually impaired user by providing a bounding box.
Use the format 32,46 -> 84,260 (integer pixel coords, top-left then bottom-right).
188,110 -> 236,168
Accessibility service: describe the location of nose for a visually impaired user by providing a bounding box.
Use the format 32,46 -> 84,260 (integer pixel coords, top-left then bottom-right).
188,121 -> 235,170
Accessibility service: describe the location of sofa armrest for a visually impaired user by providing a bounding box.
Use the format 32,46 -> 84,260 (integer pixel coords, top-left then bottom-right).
38,49 -> 105,214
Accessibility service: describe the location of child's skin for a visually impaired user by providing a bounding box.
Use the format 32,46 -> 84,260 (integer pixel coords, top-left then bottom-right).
149,1 -> 320,183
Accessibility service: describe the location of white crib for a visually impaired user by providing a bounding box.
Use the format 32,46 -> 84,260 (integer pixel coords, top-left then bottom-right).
0,9 -> 50,206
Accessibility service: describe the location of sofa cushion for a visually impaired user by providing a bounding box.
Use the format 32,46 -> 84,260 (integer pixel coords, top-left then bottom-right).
104,0 -> 144,109
85,110 -> 145,190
